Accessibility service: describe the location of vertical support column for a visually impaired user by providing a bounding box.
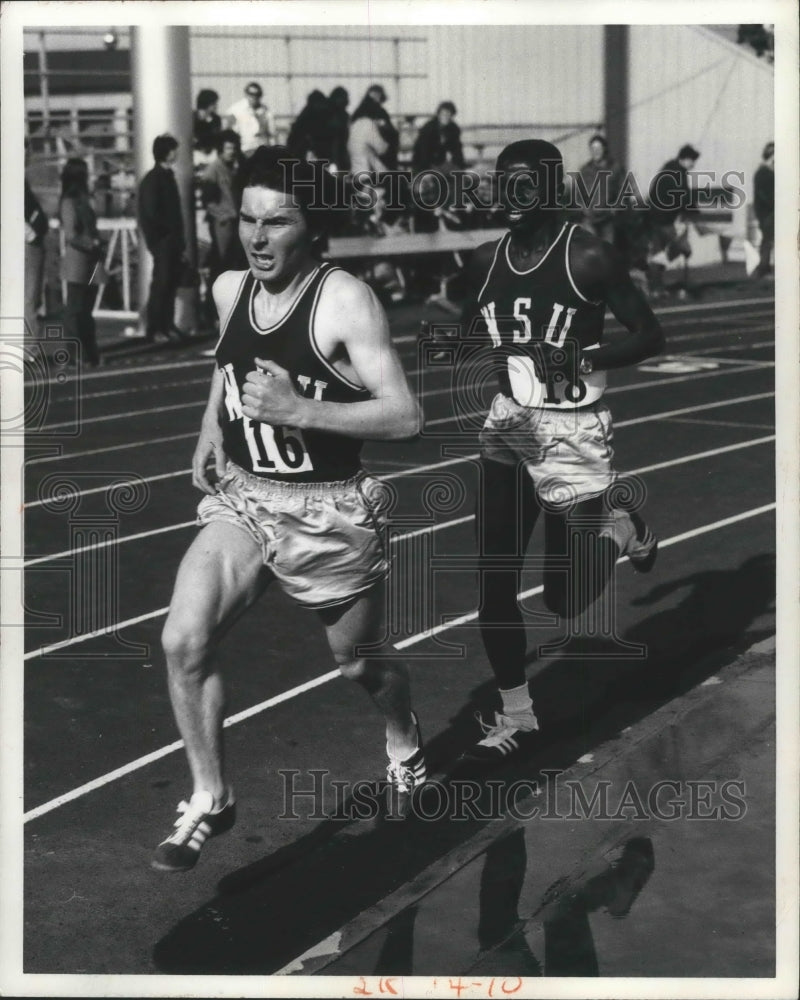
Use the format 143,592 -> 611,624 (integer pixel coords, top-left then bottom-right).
37,31 -> 50,134
604,25 -> 629,168
131,25 -> 196,332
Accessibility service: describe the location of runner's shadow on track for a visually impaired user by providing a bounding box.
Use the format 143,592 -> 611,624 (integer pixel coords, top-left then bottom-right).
152,553 -> 773,975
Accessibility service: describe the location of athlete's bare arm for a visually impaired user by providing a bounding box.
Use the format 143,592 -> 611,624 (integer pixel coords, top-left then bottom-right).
459,240 -> 499,334
190,271 -> 249,494
570,230 -> 665,369
240,269 -> 421,440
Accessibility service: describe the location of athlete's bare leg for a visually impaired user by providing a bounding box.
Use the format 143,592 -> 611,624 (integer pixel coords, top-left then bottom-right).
318,580 -> 418,759
161,522 -> 270,802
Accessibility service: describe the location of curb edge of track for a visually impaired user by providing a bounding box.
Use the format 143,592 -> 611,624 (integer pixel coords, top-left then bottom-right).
275,633 -> 776,976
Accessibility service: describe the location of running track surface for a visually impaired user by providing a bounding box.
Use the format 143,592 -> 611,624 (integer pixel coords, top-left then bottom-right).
19,289 -> 776,974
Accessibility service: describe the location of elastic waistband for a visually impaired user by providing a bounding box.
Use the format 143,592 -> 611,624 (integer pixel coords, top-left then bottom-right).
225,461 -> 367,497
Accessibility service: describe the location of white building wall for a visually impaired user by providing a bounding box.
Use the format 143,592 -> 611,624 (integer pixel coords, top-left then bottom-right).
188,24 -> 605,167
628,25 -> 774,199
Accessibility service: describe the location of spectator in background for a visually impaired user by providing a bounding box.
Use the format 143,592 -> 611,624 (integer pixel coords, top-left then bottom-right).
411,101 -> 465,173
25,175 -> 49,339
138,134 -> 188,342
753,141 -> 774,279
328,86 -> 351,172
59,157 -> 102,367
575,134 -> 626,243
287,90 -> 333,163
194,89 -> 223,162
225,82 -> 276,156
201,130 -> 245,283
348,91 -> 392,179
350,85 -> 399,171
647,143 -> 700,297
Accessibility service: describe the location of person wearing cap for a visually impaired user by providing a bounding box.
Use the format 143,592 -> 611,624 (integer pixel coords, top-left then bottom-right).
647,144 -> 700,297
225,82 -> 276,156
752,141 -> 774,279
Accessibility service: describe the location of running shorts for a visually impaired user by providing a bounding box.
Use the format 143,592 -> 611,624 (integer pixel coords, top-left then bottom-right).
479,392 -> 617,507
196,462 -> 388,607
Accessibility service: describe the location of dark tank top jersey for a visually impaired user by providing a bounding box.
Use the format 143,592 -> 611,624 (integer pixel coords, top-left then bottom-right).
476,221 -> 607,408
215,263 -> 370,482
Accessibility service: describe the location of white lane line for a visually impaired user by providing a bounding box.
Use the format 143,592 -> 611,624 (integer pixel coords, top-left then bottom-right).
614,391 -> 773,428
23,357 -> 216,388
22,669 -> 342,824
665,417 -> 775,431
393,502 -> 776,649
23,500 -> 776,823
24,606 -> 171,661
25,521 -> 197,568
27,357 -> 765,465
633,435 -> 773,474
426,388 -> 774,429
420,361 -> 770,405
37,399 -> 204,432
38,376 -> 210,405
24,513 -> 473,569
23,388 -> 775,524
24,433 -> 773,652
24,298 -> 772,392
25,432 -> 198,466
24,469 -> 191,510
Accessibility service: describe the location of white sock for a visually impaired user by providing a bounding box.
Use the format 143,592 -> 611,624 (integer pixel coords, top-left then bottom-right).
500,683 -> 538,728
386,715 -> 418,760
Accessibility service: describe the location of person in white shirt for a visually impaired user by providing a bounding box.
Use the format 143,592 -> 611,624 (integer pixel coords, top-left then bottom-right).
225,81 -> 276,155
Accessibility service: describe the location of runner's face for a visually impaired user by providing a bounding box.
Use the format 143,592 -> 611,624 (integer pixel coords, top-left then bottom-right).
497,159 -> 551,232
239,186 -> 311,285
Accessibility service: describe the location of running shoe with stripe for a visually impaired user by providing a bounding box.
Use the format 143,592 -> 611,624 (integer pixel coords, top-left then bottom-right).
462,711 -> 540,763
385,713 -> 427,818
151,790 -> 236,873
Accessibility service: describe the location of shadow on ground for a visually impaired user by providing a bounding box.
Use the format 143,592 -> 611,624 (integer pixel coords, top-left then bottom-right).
152,552 -> 774,974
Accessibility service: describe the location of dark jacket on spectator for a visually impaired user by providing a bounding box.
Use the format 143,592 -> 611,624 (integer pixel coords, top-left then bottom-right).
648,158 -> 695,224
287,91 -> 334,162
412,117 -> 465,171
575,155 -> 626,226
193,110 -> 223,155
138,165 -> 185,252
753,162 -> 774,225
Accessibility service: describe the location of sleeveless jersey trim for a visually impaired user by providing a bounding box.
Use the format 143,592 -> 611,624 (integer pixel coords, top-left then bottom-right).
504,221 -> 569,276
307,267 -> 367,393
565,225 -> 602,306
211,270 -> 250,352
248,264 -> 322,335
477,234 -> 508,301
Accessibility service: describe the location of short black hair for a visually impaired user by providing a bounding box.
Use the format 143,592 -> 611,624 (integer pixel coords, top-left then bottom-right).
196,88 -> 219,111
437,101 -> 457,116
496,139 -> 564,206
153,133 -> 179,163
589,133 -> 608,149
217,129 -> 241,153
762,141 -> 774,160
245,81 -> 263,97
241,145 -> 333,243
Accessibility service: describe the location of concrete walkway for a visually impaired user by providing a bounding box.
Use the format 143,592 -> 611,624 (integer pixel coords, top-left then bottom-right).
280,637 -> 778,980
